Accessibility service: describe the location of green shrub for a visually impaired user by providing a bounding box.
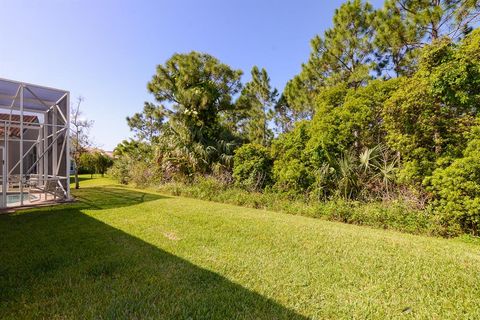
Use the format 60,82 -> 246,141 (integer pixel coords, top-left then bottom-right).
108,157 -> 158,187
108,157 -> 132,184
78,153 -> 96,175
233,143 -> 273,191
129,161 -> 159,187
349,201 -> 431,234
272,121 -> 315,194
426,136 -> 480,236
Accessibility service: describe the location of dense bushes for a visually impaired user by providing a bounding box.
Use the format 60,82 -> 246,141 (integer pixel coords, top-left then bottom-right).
233,143 -> 273,191
108,157 -> 159,187
108,156 -> 132,184
426,134 -> 480,236
271,121 -> 314,194
78,151 -> 113,176
383,35 -> 480,185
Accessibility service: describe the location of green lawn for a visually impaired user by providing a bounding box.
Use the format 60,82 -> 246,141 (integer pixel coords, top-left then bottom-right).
1,177 -> 480,319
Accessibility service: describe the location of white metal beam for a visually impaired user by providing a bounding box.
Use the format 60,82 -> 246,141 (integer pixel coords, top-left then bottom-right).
0,93 -> 57,106
20,85 -> 24,206
27,127 -> 67,175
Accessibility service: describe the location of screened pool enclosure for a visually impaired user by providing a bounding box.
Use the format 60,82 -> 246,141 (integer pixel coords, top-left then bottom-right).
0,78 -> 70,208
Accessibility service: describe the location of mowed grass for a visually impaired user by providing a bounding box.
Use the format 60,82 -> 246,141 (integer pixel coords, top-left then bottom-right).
1,177 -> 480,319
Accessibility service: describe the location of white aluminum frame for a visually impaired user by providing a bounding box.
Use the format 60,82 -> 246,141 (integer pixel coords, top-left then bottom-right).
0,78 -> 70,208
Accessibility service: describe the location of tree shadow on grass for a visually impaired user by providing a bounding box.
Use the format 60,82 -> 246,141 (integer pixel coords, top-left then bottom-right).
71,185 -> 167,210
0,187 -> 307,319
69,175 -> 97,184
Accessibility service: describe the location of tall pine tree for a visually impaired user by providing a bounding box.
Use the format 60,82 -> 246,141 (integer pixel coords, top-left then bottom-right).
282,0 -> 376,125
126,102 -> 167,143
237,66 -> 278,146
311,0 -> 376,88
391,0 -> 480,41
373,0 -> 422,77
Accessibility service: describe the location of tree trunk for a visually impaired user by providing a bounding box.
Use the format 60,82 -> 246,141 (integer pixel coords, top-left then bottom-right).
75,169 -> 80,189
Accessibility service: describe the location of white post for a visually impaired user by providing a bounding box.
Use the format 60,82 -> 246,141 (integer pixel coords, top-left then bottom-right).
1,122 -> 6,208
65,94 -> 70,199
20,85 -> 24,206
38,124 -> 43,185
53,105 -> 58,180
44,112 -> 48,198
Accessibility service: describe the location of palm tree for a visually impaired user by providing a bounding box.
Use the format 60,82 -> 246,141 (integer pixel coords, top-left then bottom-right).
156,121 -> 237,180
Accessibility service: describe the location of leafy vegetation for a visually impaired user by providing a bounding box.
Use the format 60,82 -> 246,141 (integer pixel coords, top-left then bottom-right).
233,143 -> 273,191
2,176 -> 480,319
111,1 -> 480,236
78,151 -> 113,177
426,129 -> 480,235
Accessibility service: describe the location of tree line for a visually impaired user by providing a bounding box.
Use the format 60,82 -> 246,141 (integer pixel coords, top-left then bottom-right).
110,0 -> 480,235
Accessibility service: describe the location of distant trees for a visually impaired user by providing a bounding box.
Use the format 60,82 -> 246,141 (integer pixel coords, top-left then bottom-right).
94,152 -> 114,176
78,151 -> 113,177
79,153 -> 96,178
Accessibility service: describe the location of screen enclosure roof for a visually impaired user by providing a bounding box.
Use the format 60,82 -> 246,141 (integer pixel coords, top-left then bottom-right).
0,77 -> 69,113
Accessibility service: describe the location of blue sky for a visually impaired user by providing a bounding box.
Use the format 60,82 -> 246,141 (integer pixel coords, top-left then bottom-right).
0,0 -> 383,150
